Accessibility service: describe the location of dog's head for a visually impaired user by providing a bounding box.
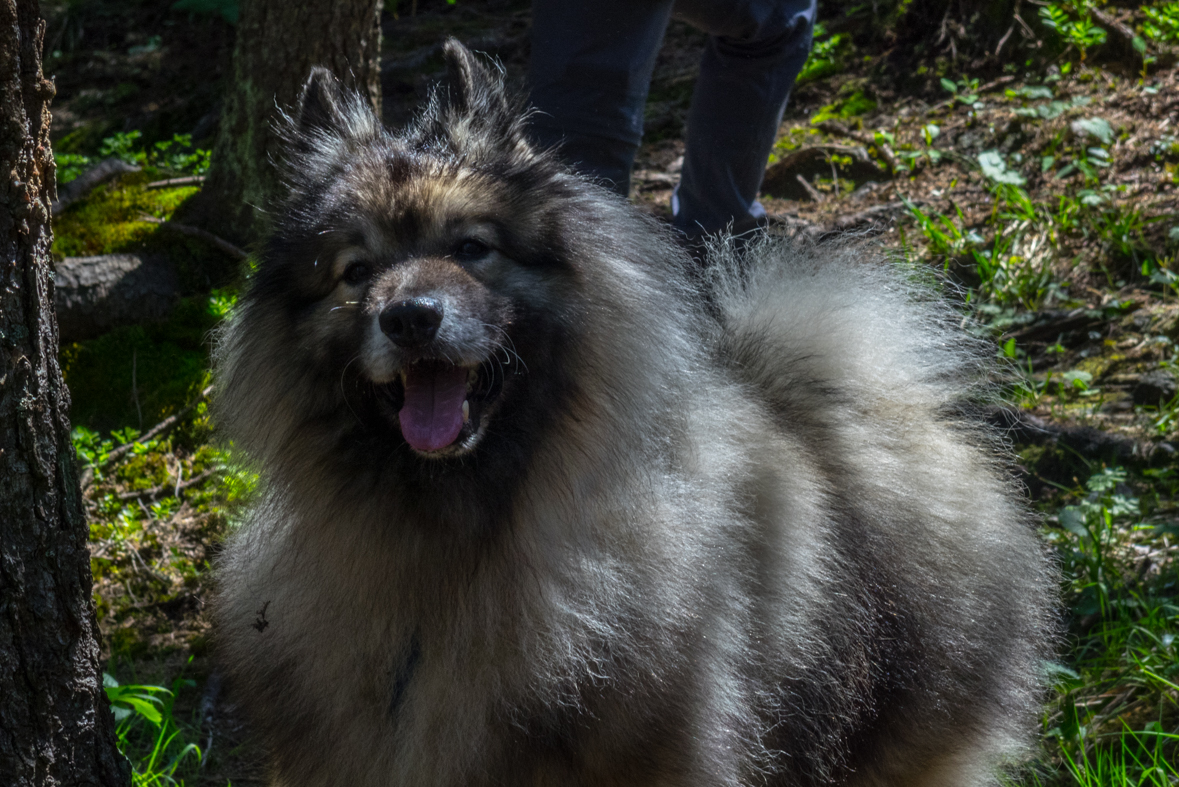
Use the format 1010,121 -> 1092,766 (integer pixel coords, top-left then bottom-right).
218,41 -> 697,515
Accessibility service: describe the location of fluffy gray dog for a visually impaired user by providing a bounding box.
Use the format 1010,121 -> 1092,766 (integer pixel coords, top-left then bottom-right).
214,40 -> 1054,787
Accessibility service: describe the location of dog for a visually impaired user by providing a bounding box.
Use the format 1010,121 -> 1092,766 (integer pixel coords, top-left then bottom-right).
214,40 -> 1055,787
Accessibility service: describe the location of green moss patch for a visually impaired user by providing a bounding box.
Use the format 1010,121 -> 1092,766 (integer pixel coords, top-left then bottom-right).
61,293 -> 225,434
52,173 -> 239,292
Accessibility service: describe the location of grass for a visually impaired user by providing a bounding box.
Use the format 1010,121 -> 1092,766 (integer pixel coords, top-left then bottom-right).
104,668 -> 206,786
1027,466 -> 1179,786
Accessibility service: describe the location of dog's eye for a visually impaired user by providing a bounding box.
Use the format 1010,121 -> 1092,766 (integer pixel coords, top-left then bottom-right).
454,239 -> 491,262
342,261 -> 372,285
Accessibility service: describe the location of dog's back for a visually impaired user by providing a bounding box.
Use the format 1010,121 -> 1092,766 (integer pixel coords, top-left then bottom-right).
708,238 -> 1053,784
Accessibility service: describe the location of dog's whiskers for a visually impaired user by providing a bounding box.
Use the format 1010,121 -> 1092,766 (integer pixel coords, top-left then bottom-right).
480,323 -> 528,375
339,354 -> 365,425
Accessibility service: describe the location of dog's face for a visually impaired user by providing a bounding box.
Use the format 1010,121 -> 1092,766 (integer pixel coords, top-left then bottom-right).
244,44 -> 586,468
293,164 -> 542,459
220,42 -> 694,522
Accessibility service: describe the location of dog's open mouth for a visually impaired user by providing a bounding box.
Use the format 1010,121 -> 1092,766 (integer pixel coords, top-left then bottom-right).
375,359 -> 504,455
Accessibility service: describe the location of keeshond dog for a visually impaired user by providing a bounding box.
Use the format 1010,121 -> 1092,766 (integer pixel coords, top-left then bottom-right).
215,40 -> 1054,787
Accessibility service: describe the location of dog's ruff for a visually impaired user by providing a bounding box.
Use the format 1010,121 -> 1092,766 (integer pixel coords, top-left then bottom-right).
214,39 -> 1055,787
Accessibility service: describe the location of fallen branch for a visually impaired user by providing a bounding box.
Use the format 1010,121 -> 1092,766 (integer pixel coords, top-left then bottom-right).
81,385 -> 214,490
138,215 -> 248,261
813,122 -> 900,172
51,158 -> 140,215
117,469 -> 217,502
795,173 -> 824,202
145,175 -> 206,190
830,201 -> 911,230
984,405 -> 1167,464
762,144 -> 886,198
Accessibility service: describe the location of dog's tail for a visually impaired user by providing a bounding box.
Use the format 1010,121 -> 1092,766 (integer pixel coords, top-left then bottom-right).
707,234 -> 992,425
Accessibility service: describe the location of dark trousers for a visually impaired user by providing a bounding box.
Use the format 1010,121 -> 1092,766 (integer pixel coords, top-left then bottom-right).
529,0 -> 816,237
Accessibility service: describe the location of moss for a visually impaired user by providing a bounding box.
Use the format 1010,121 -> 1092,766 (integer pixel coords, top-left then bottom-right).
52,172 -> 240,291
1074,352 -> 1125,381
52,171 -> 198,257
61,292 -> 223,434
108,627 -> 149,660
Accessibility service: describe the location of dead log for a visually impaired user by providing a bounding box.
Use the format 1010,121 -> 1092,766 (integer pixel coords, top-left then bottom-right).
761,145 -> 886,200
53,254 -> 180,343
813,122 -> 901,171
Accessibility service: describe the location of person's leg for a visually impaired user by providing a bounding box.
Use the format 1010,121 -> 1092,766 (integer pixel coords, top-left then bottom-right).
529,0 -> 675,197
671,0 -> 817,238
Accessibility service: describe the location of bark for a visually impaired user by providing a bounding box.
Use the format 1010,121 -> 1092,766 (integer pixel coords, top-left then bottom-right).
54,254 -> 180,344
186,0 -> 384,245
0,1 -> 130,784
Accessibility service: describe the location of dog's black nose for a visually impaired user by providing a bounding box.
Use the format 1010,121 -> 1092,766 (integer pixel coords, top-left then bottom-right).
380,298 -> 444,348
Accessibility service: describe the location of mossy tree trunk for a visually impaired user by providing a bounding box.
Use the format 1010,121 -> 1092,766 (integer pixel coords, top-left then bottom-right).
0,1 -> 130,784
189,0 -> 384,245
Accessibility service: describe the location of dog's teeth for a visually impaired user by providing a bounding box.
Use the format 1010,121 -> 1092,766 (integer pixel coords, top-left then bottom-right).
462,400 -> 470,423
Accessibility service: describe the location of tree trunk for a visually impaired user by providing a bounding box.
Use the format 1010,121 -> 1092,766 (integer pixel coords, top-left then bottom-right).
185,0 -> 384,245
0,1 -> 130,784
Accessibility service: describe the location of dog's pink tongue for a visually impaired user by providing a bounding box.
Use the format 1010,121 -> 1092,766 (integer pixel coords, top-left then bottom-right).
399,363 -> 467,452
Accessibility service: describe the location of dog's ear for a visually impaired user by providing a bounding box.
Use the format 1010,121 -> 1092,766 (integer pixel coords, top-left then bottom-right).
296,67 -> 350,137
441,38 -> 508,119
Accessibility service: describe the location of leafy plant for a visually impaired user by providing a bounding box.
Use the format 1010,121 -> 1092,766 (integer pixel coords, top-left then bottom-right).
1030,465 -> 1179,787
104,672 -> 203,786
97,132 -> 210,176
979,149 -> 1027,185
1039,3 -> 1108,61
797,22 -> 848,84
100,131 -> 147,166
56,153 -> 95,185
940,76 -> 980,107
1142,2 -> 1179,44
1013,93 -> 1091,121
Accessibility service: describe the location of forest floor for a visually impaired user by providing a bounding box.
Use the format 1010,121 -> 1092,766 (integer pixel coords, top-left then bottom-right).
43,0 -> 1179,784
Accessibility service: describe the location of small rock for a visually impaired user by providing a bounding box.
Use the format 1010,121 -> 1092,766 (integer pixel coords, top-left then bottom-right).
1132,370 -> 1178,405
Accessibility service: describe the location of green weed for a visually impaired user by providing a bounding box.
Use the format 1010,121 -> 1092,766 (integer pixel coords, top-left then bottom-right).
1142,2 -> 1179,45
797,21 -> 848,85
1039,2 -> 1108,62
903,163 -> 1061,310
940,76 -> 981,107
104,671 -> 203,786
1026,466 -> 1179,787
53,132 -> 210,187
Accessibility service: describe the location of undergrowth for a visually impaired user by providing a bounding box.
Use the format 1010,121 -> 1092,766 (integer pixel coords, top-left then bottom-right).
105,669 -> 205,786
1024,466 -> 1179,786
